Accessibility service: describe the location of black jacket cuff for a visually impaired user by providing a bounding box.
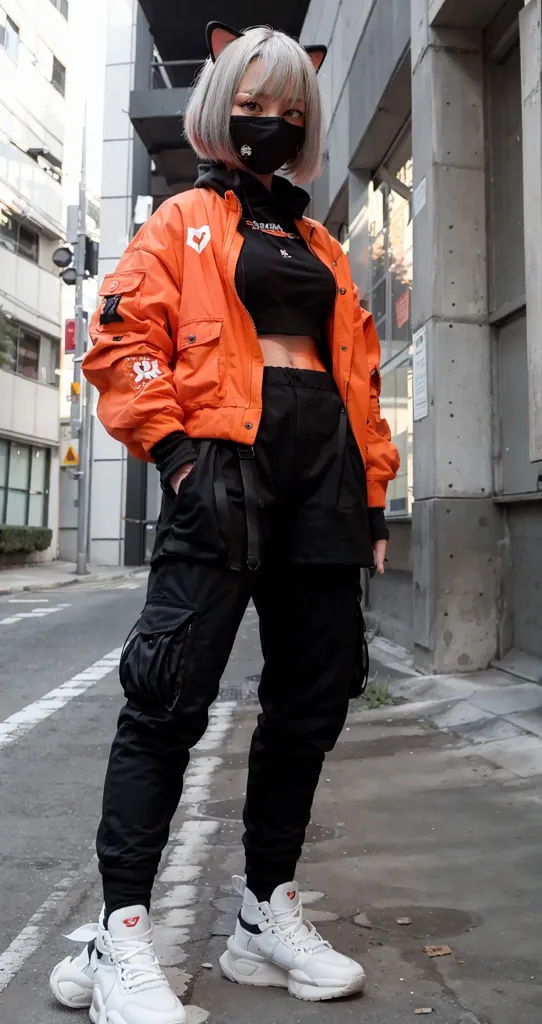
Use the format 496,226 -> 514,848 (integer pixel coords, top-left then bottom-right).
368,507 -> 389,544
150,432 -> 199,490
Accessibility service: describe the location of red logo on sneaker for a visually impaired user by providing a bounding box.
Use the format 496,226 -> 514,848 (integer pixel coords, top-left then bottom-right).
287,891 -> 297,901
123,916 -> 140,928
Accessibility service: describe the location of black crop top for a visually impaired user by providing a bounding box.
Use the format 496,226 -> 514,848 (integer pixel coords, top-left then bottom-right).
196,165 -> 337,359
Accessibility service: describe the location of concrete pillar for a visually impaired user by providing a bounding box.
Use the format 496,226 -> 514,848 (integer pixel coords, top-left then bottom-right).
410,1 -> 502,673
520,0 -> 542,461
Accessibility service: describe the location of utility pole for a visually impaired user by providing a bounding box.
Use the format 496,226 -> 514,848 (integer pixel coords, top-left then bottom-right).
72,118 -> 90,576
53,112 -> 98,576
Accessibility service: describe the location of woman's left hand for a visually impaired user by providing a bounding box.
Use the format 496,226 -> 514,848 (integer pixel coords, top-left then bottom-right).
373,539 -> 387,575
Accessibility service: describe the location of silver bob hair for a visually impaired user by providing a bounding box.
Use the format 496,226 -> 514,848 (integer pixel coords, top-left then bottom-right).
184,26 -> 325,183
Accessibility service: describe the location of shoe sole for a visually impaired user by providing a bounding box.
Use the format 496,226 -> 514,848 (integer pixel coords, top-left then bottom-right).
49,959 -> 93,1009
219,945 -> 367,1002
90,984 -> 188,1024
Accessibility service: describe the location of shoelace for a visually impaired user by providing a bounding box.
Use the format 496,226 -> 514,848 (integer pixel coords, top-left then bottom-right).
106,928 -> 166,991
271,903 -> 331,954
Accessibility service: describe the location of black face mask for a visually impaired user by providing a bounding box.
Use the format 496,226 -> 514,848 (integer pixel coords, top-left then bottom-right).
230,116 -> 304,175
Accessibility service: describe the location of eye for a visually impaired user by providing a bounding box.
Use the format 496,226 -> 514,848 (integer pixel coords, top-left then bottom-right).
241,100 -> 262,113
283,108 -> 304,121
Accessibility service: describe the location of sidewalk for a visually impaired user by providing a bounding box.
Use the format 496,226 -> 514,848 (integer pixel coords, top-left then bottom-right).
0,559 -> 149,596
180,634 -> 542,1024
371,635 -> 542,769
12,608 -> 539,1024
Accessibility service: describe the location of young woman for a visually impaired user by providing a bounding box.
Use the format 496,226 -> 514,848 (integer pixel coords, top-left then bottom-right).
50,22 -> 399,1024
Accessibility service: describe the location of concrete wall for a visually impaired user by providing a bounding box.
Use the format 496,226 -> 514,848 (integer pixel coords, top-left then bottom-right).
300,0 -> 542,670
302,0 -> 411,227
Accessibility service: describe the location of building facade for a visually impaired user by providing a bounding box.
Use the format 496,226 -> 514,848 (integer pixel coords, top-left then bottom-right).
0,0 -> 69,555
94,0 -> 542,677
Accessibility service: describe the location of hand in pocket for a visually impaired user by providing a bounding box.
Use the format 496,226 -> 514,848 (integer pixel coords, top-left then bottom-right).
171,462 -> 196,495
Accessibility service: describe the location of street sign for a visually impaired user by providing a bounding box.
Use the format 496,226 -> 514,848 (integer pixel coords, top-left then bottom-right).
65,318 -> 76,353
62,444 -> 79,467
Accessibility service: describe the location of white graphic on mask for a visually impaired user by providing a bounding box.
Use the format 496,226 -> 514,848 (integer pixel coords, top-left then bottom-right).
240,144 -> 252,158
132,358 -> 162,385
187,225 -> 211,254
280,249 -> 292,259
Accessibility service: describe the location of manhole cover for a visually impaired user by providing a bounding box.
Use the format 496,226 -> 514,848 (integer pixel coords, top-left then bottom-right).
201,798 -> 343,842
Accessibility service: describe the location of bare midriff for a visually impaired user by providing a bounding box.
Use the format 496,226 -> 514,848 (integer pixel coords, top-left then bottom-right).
258,334 -> 327,372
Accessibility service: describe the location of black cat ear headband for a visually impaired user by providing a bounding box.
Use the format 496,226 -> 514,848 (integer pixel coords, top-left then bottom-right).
205,21 -> 327,74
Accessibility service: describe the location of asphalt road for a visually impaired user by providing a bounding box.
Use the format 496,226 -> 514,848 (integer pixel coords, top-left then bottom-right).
0,576 -> 541,1024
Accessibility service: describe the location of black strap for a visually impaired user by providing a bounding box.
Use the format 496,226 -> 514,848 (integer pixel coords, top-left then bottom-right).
213,457 -> 241,572
237,445 -> 260,571
334,406 -> 348,501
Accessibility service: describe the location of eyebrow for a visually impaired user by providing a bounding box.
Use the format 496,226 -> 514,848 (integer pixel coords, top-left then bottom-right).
237,90 -> 305,105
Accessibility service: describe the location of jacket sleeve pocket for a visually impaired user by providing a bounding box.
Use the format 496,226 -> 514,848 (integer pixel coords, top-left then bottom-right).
119,604 -> 195,709
98,272 -> 146,328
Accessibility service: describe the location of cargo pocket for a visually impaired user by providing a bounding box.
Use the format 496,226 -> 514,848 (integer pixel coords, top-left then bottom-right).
175,319 -> 224,403
119,604 -> 195,710
350,592 -> 369,700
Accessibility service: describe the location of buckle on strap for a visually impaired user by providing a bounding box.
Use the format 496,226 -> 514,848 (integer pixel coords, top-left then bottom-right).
237,444 -> 255,460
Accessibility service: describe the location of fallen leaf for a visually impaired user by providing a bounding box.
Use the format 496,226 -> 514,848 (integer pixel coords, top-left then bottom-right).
397,917 -> 412,926
424,944 -> 452,958
415,1010 -> 434,1016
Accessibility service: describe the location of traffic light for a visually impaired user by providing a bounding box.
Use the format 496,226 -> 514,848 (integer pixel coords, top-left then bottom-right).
52,237 -> 98,284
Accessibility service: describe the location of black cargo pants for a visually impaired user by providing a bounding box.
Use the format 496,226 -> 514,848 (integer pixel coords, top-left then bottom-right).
98,369 -> 372,913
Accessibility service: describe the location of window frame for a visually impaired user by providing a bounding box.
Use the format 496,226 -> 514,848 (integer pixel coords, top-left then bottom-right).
0,205 -> 39,264
0,440 -> 50,528
49,0 -> 69,18
0,10 -> 19,61
0,317 -> 60,388
368,131 -> 414,520
51,55 -> 66,96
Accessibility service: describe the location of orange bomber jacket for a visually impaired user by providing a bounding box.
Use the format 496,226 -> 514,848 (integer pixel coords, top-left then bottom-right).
84,185 -> 400,508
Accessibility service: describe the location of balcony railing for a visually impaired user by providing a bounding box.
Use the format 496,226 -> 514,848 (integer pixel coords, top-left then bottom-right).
150,59 -> 204,90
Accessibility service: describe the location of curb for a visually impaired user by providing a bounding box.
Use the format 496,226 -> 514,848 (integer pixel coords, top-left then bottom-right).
0,568 -> 147,597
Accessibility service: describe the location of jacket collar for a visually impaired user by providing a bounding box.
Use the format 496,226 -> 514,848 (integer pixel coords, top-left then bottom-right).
195,162 -> 311,221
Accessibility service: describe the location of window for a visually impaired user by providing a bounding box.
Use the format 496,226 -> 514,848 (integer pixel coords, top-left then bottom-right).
17,330 -> 39,381
52,55 -> 66,96
368,141 -> 414,518
0,314 -> 59,386
0,440 -> 50,527
0,205 -> 39,263
0,10 -> 19,61
39,334 -> 61,386
49,0 -> 69,18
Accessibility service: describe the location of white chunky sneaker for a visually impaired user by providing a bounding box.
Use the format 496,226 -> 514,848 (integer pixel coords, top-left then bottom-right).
50,929 -> 96,1009
220,876 -> 366,1002
90,905 -> 187,1024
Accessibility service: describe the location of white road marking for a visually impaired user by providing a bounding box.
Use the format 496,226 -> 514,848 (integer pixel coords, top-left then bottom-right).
8,598 -> 50,604
0,673 -> 233,1019
0,603 -> 71,625
152,700 -> 235,1019
0,648 -> 121,750
0,854 -> 98,995
117,583 -> 141,590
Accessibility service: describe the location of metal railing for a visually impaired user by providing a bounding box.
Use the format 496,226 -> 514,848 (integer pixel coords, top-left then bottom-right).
150,59 -> 203,90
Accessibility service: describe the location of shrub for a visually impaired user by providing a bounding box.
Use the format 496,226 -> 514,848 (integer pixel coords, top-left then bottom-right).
0,525 -> 53,556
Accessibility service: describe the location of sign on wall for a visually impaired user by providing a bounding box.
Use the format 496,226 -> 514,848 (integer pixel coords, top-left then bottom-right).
413,326 -> 429,421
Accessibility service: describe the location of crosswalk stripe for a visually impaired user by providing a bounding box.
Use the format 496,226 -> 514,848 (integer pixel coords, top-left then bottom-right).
0,648 -> 121,751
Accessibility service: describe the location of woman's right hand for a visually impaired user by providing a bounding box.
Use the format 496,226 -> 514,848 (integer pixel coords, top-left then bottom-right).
170,462 -> 196,495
